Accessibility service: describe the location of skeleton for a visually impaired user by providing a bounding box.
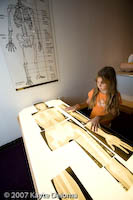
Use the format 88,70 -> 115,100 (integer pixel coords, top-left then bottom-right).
6,0 -> 45,85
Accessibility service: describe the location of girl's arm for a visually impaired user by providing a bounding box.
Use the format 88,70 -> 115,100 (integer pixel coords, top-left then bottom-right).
65,98 -> 90,112
98,112 -> 116,124
87,108 -> 117,132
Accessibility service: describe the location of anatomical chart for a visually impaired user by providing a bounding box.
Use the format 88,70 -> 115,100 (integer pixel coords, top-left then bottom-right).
52,167 -> 93,200
0,0 -> 58,90
33,101 -> 133,194
58,103 -> 133,161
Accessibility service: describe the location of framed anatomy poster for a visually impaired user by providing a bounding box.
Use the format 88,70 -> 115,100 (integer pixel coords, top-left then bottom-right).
0,0 -> 58,90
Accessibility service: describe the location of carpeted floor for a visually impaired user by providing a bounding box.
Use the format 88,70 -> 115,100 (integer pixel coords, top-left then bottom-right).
0,137 -> 36,200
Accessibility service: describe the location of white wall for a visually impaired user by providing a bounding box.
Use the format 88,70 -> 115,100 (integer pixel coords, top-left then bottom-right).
117,75 -> 133,101
0,0 -> 132,146
116,0 -> 133,102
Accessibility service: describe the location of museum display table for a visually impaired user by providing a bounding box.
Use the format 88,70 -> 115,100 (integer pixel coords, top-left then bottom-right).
18,99 -> 133,200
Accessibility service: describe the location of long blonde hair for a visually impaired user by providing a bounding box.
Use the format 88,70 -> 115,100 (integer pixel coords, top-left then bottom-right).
89,66 -> 120,114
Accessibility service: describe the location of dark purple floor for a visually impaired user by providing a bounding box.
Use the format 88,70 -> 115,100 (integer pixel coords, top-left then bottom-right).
0,138 -> 36,200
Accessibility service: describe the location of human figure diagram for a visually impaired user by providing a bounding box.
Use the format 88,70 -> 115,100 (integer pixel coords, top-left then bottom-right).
6,0 -> 45,85
33,103 -> 133,191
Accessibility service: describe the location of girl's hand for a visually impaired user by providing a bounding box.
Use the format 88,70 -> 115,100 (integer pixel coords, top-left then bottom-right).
65,104 -> 80,112
87,116 -> 100,132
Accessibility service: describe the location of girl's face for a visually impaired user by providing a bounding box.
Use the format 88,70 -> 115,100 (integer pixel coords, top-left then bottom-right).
96,77 -> 108,93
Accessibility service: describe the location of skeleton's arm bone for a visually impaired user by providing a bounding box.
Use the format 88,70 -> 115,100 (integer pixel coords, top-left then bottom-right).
7,5 -> 14,40
6,5 -> 16,51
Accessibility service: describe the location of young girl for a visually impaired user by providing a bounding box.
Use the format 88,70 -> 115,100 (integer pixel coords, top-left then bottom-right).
66,66 -> 122,132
